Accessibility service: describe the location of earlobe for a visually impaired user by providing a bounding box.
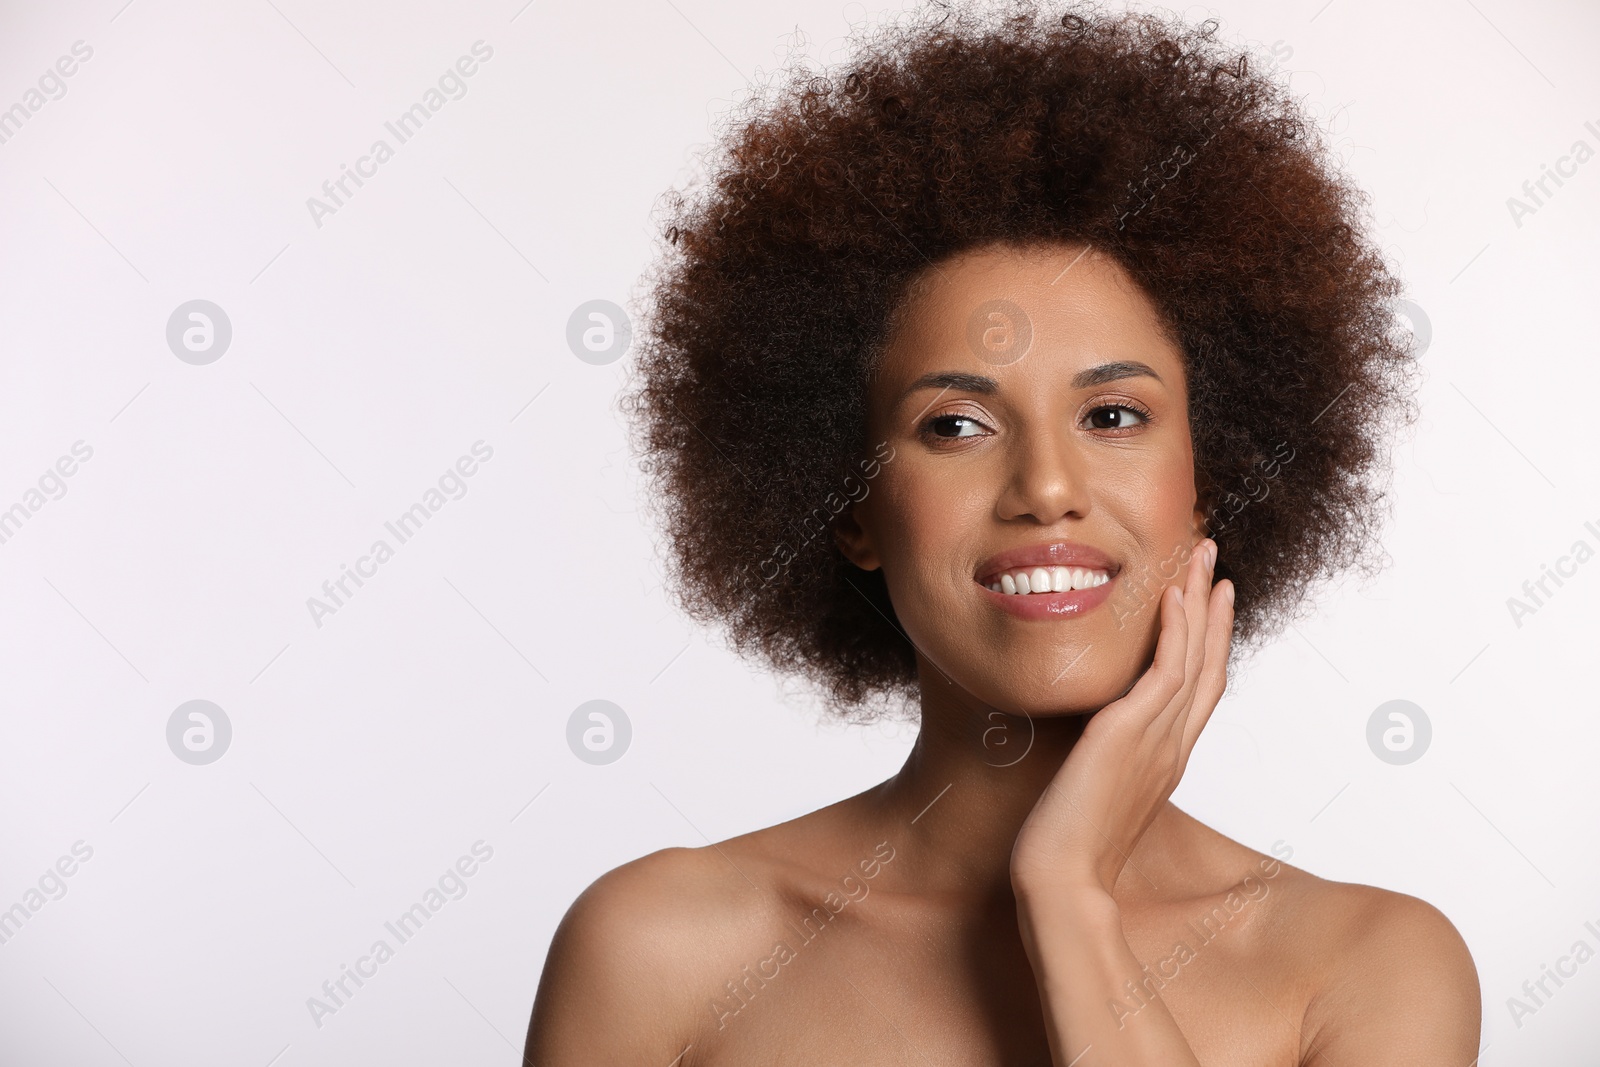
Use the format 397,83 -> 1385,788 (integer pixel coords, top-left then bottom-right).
1190,481 -> 1214,543
832,504 -> 882,572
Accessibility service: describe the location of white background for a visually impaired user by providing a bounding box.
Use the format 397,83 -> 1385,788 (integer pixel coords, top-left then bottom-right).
0,0 -> 1596,1063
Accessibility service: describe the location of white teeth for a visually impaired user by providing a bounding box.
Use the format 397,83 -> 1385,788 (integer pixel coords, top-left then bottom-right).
985,565 -> 1111,595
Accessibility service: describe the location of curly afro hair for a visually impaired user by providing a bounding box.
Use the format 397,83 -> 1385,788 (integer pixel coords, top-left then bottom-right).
621,0 -> 1421,721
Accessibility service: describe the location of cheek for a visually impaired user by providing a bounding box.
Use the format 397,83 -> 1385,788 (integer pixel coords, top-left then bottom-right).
872,464 -> 988,592
1124,444 -> 1199,538
1160,447 -> 1203,537
1113,454 -> 1202,602
1155,462 -> 1196,514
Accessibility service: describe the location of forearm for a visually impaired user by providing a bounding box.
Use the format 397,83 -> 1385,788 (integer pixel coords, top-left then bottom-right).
1015,883 -> 1202,1067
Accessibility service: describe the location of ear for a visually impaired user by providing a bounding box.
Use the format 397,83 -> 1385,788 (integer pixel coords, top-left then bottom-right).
1191,472 -> 1215,543
832,500 -> 882,572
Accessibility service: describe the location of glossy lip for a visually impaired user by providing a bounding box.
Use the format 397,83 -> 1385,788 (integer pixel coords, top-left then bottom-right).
977,571 -> 1118,621
973,541 -> 1120,586
974,541 -> 1120,622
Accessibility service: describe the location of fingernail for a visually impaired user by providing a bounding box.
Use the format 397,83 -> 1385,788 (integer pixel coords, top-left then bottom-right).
1174,586 -> 1185,606
1205,540 -> 1217,570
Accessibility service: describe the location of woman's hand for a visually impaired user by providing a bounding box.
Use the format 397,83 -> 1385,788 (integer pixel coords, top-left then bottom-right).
1010,536 -> 1235,897
1006,538 -> 1234,1065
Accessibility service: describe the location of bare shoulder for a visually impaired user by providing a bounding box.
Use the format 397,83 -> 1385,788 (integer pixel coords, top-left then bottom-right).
524,843 -> 781,1063
1267,863 -> 1482,1065
525,832 -> 813,1064
1148,814 -> 1479,1063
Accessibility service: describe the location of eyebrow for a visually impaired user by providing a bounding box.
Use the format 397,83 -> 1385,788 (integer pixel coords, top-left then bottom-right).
897,360 -> 1165,405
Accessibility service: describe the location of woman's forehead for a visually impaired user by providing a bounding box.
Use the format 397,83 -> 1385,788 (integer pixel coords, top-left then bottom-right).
875,243 -> 1187,392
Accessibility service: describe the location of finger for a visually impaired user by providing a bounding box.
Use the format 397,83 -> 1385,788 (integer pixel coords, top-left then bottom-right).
1183,537 -> 1216,661
1161,538 -> 1215,734
1181,577 -> 1236,755
1107,581 -> 1190,731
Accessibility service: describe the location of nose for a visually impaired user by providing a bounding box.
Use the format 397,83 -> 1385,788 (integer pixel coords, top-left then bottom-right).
995,423 -> 1089,523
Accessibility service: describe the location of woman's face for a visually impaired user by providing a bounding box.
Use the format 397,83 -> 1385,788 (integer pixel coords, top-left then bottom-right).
835,240 -> 1207,716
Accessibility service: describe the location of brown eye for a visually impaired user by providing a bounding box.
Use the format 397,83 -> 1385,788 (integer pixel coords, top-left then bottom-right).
923,414 -> 987,439
1086,404 -> 1150,430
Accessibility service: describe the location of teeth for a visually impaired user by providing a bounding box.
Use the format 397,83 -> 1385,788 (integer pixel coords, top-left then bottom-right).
986,565 -> 1110,595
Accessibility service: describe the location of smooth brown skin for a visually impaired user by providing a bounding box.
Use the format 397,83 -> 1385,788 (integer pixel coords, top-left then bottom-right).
526,242 -> 1481,1065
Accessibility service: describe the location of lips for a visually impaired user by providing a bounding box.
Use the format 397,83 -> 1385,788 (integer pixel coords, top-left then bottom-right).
974,541 -> 1120,622
973,541 -> 1119,587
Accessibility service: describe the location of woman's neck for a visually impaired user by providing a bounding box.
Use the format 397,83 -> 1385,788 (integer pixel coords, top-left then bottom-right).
867,672 -> 1183,908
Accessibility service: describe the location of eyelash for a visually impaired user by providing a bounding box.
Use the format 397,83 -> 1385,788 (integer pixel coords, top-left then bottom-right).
917,401 -> 1154,442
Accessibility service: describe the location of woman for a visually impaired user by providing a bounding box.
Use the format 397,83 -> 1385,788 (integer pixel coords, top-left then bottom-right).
527,2 -> 1481,1062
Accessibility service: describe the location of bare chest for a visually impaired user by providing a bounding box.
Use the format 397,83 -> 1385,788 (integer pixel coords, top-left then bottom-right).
683,906 -> 1305,1067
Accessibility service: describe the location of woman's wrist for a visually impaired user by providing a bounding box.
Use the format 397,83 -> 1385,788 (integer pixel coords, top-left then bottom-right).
1012,864 -> 1116,907
1013,877 -> 1123,948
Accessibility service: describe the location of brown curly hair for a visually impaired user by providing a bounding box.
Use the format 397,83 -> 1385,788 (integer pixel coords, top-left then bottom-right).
621,0 -> 1421,720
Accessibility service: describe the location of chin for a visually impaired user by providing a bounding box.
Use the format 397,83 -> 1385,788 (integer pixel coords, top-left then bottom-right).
990,674 -> 1136,718
921,641 -> 1150,718
899,580 -> 1161,716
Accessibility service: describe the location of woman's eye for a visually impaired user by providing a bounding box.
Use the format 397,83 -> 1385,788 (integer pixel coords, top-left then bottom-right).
925,414 -> 987,438
1087,404 -> 1149,431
